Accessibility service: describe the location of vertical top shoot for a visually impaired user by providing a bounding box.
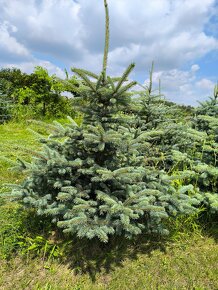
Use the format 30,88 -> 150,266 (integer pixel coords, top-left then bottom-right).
103,0 -> 110,82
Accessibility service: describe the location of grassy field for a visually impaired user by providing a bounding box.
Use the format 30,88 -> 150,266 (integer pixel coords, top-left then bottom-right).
0,121 -> 218,290
0,236 -> 217,290
0,121 -> 42,192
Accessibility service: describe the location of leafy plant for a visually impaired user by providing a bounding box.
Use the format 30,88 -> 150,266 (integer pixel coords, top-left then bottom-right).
0,66 -> 77,120
0,79 -> 12,123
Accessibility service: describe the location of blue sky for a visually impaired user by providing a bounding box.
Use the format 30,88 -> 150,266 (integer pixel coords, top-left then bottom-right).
0,0 -> 217,105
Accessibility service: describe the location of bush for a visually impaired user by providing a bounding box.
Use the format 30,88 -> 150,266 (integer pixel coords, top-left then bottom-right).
0,66 -> 78,121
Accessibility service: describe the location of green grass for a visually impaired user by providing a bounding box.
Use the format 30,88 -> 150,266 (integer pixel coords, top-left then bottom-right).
0,121 -> 42,192
0,237 -> 217,289
0,118 -> 80,192
0,121 -> 218,290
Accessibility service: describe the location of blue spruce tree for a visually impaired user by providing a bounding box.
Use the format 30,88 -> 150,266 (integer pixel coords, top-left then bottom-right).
12,0 -> 200,242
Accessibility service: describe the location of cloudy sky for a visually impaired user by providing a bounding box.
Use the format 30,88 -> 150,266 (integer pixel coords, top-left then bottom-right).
0,0 -> 218,105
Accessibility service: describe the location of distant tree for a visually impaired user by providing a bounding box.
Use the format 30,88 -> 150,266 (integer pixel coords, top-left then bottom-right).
0,68 -> 28,99
0,78 -> 12,122
0,66 -> 77,119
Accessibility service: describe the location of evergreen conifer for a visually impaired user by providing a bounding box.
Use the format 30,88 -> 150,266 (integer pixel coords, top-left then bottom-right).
12,0 -> 202,242
131,67 -> 217,215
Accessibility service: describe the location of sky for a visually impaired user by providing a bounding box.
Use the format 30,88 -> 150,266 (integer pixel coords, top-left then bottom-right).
0,0 -> 218,106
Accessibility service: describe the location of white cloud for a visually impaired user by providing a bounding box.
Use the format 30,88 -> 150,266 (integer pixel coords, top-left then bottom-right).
0,21 -> 30,62
191,64 -> 200,72
144,65 -> 216,105
0,0 -> 85,62
4,60 -> 65,78
0,0 -> 217,104
0,0 -> 217,68
196,78 -> 214,90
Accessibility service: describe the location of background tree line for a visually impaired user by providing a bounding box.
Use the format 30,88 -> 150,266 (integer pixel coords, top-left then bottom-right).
0,66 -> 79,121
